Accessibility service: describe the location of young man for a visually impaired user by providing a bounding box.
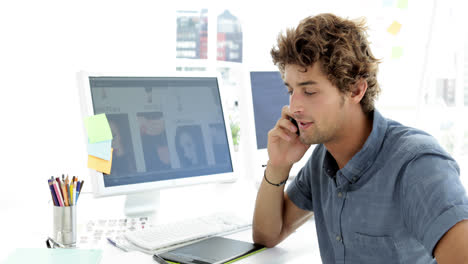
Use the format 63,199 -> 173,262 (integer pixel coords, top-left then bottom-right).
252,13 -> 468,263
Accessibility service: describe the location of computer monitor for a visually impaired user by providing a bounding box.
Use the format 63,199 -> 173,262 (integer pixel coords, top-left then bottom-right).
77,72 -> 237,217
239,70 -> 314,186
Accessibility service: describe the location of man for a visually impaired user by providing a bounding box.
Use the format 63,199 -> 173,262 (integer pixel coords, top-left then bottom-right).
252,13 -> 468,263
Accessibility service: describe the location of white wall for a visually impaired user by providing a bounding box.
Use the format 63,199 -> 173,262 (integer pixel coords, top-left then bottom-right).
0,1 -> 176,208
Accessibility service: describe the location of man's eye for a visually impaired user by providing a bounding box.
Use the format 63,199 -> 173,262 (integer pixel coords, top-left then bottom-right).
305,91 -> 316,96
286,90 -> 293,95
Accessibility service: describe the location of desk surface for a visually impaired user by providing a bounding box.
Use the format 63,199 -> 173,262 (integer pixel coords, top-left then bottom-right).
0,177 -> 321,263
96,220 -> 321,264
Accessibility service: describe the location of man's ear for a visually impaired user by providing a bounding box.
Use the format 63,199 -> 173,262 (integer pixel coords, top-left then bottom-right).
349,78 -> 368,104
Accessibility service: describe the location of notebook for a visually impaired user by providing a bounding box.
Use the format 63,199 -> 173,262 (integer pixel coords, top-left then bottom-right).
158,236 -> 266,264
2,248 -> 102,264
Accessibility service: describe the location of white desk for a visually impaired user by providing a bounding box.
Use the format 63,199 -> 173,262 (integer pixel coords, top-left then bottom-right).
97,220 -> 321,264
0,177 -> 321,263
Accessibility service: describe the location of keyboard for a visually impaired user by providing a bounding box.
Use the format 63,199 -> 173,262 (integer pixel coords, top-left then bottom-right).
124,212 -> 251,252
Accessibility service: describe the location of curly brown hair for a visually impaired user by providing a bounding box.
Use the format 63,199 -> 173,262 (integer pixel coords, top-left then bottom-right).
271,13 -> 381,114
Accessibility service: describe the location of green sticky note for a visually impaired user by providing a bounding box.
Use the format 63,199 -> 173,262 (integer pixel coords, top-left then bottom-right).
84,113 -> 113,143
3,248 -> 103,264
397,0 -> 408,9
391,46 -> 403,59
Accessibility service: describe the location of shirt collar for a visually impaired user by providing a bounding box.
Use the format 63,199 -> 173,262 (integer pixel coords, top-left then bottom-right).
323,110 -> 388,185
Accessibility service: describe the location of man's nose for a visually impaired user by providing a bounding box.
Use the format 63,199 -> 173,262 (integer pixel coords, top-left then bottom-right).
289,91 -> 305,114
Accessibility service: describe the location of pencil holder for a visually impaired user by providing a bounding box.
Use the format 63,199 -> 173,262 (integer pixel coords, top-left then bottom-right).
52,205 -> 77,248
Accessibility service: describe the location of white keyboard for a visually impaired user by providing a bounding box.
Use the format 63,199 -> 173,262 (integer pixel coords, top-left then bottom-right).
124,212 -> 251,252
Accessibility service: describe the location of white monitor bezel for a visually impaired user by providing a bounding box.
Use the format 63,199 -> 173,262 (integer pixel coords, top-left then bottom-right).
77,71 -> 238,198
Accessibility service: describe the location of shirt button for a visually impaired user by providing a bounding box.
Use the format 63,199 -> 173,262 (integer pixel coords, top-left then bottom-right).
337,192 -> 343,198
336,235 -> 342,242
352,176 -> 357,182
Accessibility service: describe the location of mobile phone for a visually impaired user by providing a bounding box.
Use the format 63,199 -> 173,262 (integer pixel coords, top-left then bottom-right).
289,117 -> 300,135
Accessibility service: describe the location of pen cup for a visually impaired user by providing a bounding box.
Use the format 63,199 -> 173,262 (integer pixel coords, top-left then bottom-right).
52,205 -> 77,248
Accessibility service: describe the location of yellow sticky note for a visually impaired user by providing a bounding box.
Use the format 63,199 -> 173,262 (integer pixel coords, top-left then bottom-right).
84,113 -> 113,143
391,46 -> 403,59
387,21 -> 402,35
88,148 -> 113,174
397,0 -> 408,9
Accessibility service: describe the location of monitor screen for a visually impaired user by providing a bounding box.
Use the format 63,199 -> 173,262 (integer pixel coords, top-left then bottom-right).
250,71 -> 289,149
240,71 -> 315,184
78,74 -> 236,216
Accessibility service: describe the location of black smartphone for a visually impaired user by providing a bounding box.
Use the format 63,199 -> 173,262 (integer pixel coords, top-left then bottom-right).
289,117 -> 300,135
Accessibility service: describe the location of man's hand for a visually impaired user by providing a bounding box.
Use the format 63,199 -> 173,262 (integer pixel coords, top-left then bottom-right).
267,105 -> 310,169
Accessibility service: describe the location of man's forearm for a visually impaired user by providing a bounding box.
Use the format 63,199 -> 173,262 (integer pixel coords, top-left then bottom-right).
252,164 -> 290,247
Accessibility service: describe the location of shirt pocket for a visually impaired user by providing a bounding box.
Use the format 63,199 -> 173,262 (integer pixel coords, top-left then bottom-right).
348,232 -> 401,264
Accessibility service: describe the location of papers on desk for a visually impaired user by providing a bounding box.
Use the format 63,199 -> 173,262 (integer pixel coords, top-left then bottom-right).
2,248 -> 102,264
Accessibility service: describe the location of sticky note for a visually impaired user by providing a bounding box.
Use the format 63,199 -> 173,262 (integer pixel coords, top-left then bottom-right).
397,0 -> 408,9
88,148 -> 113,174
383,0 -> 394,7
87,139 -> 112,161
387,21 -> 402,35
391,46 -> 403,59
84,113 -> 113,143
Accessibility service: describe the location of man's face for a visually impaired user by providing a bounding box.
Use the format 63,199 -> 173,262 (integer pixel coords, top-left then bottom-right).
284,63 -> 348,145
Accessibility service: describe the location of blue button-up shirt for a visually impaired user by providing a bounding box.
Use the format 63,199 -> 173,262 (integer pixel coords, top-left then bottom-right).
287,110 -> 468,264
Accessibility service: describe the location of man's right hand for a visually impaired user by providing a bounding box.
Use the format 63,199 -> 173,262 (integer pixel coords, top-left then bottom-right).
267,106 -> 311,170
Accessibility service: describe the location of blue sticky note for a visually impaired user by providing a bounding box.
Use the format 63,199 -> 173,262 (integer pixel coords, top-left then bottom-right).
383,0 -> 393,7
88,139 -> 112,160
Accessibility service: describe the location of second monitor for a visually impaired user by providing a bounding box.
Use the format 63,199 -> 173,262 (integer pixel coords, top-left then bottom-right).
242,71 -> 315,183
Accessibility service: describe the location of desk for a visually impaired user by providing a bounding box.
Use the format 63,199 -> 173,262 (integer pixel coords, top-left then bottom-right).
0,177 -> 321,263
95,220 -> 321,264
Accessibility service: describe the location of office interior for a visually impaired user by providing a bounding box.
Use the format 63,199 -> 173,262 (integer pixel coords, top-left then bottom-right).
1,0 -> 468,263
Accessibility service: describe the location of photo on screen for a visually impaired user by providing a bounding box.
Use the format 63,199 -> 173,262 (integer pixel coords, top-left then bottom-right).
175,125 -> 208,168
137,111 -> 172,172
107,113 -> 137,176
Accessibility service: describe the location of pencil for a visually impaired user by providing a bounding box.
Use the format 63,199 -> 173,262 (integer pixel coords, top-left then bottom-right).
79,180 -> 84,193
69,182 -> 73,206
56,177 -> 65,204
61,179 -> 69,206
73,179 -> 77,205
52,180 -> 64,207
76,180 -> 84,203
48,180 -> 58,206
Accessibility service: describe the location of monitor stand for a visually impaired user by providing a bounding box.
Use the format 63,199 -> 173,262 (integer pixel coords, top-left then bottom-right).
124,191 -> 160,217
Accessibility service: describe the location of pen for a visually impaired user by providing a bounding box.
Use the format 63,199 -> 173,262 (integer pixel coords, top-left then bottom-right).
106,237 -> 128,252
152,254 -> 170,264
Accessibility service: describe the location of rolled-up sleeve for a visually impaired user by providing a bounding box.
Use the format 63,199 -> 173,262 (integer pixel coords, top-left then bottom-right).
400,152 -> 468,256
287,166 -> 314,212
